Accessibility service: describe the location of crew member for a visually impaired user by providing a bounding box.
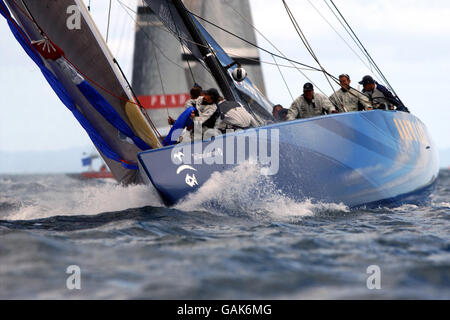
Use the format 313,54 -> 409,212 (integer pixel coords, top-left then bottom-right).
190,88 -> 220,139
359,75 -> 409,112
184,84 -> 203,109
329,74 -> 371,112
168,84 -> 203,126
215,98 -> 259,132
272,104 -> 289,122
286,83 -> 336,120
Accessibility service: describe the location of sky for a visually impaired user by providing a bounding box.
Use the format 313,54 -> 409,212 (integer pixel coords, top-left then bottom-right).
0,0 -> 449,163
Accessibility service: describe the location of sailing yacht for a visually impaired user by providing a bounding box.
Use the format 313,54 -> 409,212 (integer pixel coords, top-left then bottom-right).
67,152 -> 114,180
0,0 -> 439,207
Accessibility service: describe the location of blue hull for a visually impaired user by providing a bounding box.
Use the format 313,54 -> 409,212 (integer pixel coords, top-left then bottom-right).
138,111 -> 440,207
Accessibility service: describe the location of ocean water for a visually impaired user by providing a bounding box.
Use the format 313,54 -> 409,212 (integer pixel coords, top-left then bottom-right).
0,168 -> 449,300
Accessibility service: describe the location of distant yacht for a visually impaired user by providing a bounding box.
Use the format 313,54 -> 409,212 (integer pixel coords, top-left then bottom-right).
67,153 -> 114,181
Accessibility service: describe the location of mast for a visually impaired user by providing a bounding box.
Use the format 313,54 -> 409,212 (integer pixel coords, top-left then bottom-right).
171,0 -> 238,102
183,0 -> 267,95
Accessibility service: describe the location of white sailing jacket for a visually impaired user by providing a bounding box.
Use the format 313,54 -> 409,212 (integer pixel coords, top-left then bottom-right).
193,97 -> 218,127
286,93 -> 336,120
215,101 -> 259,130
329,88 -> 371,112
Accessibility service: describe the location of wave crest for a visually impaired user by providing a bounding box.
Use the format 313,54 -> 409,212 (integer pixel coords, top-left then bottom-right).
176,162 -> 348,221
2,178 -> 162,221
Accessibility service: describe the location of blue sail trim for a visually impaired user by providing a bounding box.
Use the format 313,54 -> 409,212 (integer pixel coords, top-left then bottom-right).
0,0 -> 139,170
76,81 -> 151,151
162,107 -> 195,146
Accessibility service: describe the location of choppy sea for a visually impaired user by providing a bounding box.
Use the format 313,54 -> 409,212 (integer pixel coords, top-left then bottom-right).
0,167 -> 449,299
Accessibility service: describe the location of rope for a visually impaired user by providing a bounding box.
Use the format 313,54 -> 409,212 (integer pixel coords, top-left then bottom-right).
113,58 -> 163,141
125,0 -> 327,83
116,0 -> 217,88
189,10 -> 334,98
282,0 -> 340,101
164,0 -> 197,85
140,1 -> 170,117
20,0 -> 45,36
221,0 -> 330,97
272,55 -> 294,102
322,0 -> 373,73
8,0 -> 164,141
114,3 -> 128,60
164,0 -> 192,116
182,43 -> 196,85
190,11 -> 322,73
328,0 -> 399,99
106,0 -> 112,43
0,2 -> 142,168
306,0 -> 373,72
219,0 -> 382,110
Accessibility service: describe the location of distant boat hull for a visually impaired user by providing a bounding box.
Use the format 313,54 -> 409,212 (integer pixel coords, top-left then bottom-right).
138,110 -> 440,207
67,171 -> 114,180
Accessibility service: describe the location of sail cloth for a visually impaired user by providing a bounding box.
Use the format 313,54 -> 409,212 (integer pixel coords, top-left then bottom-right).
162,106 -> 195,146
142,0 -> 204,63
142,0 -> 273,120
76,75 -> 151,151
2,0 -> 161,183
0,0 -> 142,170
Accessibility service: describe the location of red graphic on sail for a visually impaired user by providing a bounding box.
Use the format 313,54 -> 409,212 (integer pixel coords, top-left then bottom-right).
138,93 -> 190,109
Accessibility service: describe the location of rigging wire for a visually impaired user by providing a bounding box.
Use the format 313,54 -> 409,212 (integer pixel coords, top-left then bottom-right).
328,0 -> 400,99
281,0 -> 340,101
9,0 -> 165,141
185,9 -> 365,112
221,0 -> 329,96
189,10 -> 338,99
20,0 -> 45,36
182,43 -> 196,85
189,11 -> 322,73
322,0 -> 373,73
116,0 -> 224,89
5,0 -> 164,144
119,0 -> 318,96
272,55 -> 294,102
121,1 -> 325,78
114,2 -> 129,61
220,0 -> 389,108
119,0 -> 320,73
106,0 -> 112,43
306,0 -> 373,72
162,0 -> 197,85
137,0 -> 170,118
